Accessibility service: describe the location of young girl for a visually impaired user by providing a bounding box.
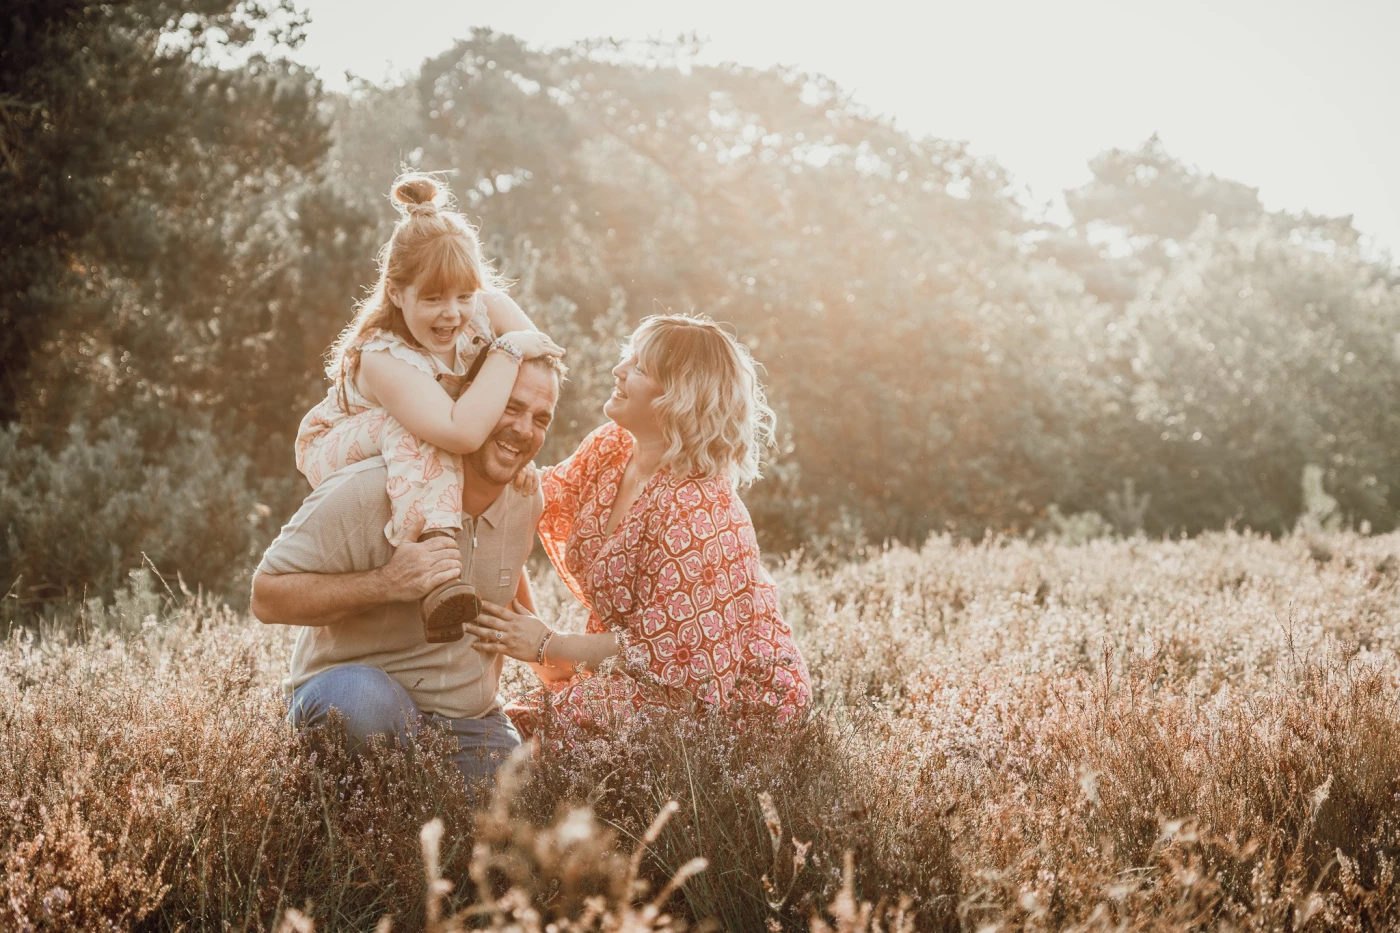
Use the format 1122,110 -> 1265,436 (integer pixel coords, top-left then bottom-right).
296,173 -> 562,641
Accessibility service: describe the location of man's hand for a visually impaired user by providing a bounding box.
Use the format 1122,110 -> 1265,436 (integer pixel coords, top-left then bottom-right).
377,536 -> 462,602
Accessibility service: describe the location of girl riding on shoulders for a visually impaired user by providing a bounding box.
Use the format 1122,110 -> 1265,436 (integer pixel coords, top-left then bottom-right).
296,172 -> 563,639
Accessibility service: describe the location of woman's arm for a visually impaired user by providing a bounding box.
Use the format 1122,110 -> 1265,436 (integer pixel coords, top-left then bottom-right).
467,598 -> 619,673
537,424 -> 617,598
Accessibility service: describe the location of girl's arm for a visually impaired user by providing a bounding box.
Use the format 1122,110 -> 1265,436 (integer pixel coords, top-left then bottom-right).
479,288 -> 537,335
361,349 -> 521,455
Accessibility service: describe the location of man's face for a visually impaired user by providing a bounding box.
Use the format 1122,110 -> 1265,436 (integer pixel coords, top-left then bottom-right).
465,364 -> 558,487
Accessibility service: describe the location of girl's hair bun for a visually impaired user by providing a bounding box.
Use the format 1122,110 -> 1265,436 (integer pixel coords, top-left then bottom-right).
390,172 -> 448,218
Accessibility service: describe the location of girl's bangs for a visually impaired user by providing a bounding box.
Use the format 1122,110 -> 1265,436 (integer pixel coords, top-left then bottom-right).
413,234 -> 481,297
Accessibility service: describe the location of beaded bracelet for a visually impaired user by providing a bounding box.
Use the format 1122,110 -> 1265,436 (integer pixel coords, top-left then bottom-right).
535,628 -> 555,665
489,336 -> 524,366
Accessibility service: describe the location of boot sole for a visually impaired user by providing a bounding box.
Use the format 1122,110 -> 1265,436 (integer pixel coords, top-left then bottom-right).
422,586 -> 481,643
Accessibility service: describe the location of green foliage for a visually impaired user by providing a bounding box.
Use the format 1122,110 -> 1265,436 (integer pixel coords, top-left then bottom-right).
0,417 -> 275,603
2,0 -> 327,424
4,15 -> 1400,605
1120,215 -> 1400,533
0,0 -> 375,604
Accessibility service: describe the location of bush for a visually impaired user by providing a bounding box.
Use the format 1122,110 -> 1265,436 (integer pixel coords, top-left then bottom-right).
0,417 -> 279,606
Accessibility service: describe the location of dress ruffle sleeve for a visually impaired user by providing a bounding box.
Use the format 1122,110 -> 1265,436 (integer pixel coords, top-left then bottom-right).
358,330 -> 440,378
538,424 -> 616,603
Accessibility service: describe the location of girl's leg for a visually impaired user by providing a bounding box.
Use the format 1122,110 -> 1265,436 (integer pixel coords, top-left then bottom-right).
297,407 -> 388,489
376,415 -> 476,642
379,415 -> 466,547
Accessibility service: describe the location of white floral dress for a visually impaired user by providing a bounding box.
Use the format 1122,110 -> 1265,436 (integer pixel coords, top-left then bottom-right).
295,308 -> 493,547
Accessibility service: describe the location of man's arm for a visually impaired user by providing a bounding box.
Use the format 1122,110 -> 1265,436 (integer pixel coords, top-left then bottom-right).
251,537 -> 462,626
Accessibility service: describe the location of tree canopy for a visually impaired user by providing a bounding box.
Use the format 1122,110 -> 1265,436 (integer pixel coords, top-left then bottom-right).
3,9 -> 1397,604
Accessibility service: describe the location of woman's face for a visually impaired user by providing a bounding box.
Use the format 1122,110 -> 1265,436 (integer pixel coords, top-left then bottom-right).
392,279 -> 475,358
605,348 -> 664,437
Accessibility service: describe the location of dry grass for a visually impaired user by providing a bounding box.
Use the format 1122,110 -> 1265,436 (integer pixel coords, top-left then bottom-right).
4,530 -> 1400,931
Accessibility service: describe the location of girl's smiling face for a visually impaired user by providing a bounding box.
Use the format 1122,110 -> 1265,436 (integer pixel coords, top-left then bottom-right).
391,279 -> 477,359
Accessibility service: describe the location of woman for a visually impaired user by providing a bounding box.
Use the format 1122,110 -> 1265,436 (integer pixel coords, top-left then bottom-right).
466,314 -> 811,735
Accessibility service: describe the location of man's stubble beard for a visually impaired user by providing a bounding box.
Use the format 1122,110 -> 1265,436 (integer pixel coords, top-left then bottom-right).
466,426 -> 539,487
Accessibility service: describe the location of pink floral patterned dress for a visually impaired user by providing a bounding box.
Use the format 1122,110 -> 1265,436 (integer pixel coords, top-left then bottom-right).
295,304 -> 493,547
510,422 -> 812,736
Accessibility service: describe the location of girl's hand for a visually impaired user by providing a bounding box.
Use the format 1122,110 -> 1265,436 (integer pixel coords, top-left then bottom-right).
466,599 -> 550,662
511,461 -> 540,496
500,329 -> 565,360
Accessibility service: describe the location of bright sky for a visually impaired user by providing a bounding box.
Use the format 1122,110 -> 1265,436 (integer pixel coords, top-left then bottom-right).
290,0 -> 1400,257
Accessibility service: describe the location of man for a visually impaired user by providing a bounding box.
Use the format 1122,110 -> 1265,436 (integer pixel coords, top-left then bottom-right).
251,356 -> 561,788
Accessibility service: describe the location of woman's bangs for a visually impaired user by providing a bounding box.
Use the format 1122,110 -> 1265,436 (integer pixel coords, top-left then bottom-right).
413,234 -> 481,298
633,325 -> 677,383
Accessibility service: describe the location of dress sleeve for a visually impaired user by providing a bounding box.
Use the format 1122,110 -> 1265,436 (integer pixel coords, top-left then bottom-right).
359,330 -> 440,378
538,423 -> 614,598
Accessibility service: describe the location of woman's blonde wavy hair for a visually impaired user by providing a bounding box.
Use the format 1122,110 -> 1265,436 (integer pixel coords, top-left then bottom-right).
626,314 -> 776,487
325,172 -> 502,407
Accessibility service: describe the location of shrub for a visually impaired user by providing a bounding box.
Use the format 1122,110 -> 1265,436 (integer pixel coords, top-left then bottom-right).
3,532 -> 1399,928
0,417 -> 278,607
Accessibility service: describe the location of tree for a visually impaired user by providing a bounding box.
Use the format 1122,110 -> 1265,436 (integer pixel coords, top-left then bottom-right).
1124,215 -> 1400,533
0,1 -> 360,435
334,33 -> 1112,544
0,1 -> 376,600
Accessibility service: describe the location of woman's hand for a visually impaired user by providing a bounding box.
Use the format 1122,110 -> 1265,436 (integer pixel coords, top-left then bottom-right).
499,329 -> 565,361
467,599 -> 550,662
511,461 -> 540,496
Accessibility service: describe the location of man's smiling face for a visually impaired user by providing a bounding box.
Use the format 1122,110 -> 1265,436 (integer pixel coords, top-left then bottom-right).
465,362 -> 559,487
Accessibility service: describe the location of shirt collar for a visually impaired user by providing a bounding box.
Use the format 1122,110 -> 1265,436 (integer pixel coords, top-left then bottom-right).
471,486 -> 514,528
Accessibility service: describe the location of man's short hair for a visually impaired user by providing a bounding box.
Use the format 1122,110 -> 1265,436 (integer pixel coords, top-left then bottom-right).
522,353 -> 568,382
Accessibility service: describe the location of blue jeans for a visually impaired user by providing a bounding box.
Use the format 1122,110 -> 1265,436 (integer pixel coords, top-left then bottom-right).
288,664 -> 521,796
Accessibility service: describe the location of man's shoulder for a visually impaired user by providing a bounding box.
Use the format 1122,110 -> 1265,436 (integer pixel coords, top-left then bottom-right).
258,460 -> 391,576
318,458 -> 390,498
299,459 -> 396,535
495,482 -> 545,526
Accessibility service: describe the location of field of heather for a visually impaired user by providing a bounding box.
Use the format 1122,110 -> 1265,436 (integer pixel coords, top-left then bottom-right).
5,530 -> 1400,931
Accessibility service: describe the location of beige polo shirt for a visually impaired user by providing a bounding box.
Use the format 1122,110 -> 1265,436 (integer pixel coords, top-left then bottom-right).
256,459 -> 542,719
